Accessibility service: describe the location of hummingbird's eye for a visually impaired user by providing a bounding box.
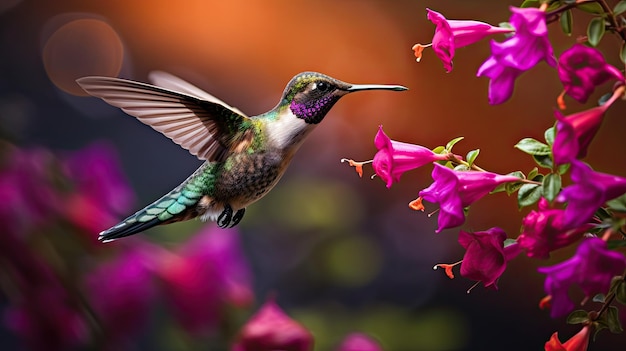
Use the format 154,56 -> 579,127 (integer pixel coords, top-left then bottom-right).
315,81 -> 330,92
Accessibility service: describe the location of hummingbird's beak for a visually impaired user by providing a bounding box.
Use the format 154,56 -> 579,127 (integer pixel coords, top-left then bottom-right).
346,84 -> 408,92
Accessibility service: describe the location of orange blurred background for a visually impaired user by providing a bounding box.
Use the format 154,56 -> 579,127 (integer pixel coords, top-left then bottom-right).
1,0 -> 625,350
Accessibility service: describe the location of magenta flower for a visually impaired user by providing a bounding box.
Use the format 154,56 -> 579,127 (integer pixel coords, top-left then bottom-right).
419,164 -> 520,232
458,227 -> 520,289
2,229 -> 86,351
477,7 -> 557,104
336,333 -> 384,351
414,8 -> 513,72
538,237 -> 626,318
558,43 -> 624,103
553,89 -> 621,165
63,142 -> 134,215
373,126 -> 449,188
557,160 -> 626,228
232,298 -> 313,351
517,198 -> 592,259
84,244 -> 156,348
0,148 -> 61,232
158,225 -> 253,335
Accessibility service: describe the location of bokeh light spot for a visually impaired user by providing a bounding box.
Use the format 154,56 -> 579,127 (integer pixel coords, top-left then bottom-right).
43,18 -> 124,96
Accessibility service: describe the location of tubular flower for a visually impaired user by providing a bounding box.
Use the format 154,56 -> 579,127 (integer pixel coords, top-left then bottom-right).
538,237 -> 626,318
517,198 -> 591,259
232,298 -> 313,351
477,7 -> 557,104
458,228 -> 520,289
558,43 -> 624,104
84,244 -> 156,348
545,325 -> 591,351
557,160 -> 626,229
372,126 -> 449,188
419,164 -> 520,232
336,333 -> 384,351
413,8 -> 513,72
553,88 -> 622,165
158,226 -> 254,335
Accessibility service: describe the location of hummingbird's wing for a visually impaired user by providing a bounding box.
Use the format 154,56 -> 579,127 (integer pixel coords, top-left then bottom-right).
77,76 -> 252,162
147,71 -> 247,117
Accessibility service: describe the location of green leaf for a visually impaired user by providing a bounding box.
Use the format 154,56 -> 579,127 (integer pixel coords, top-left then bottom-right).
518,183 -> 542,208
544,126 -> 555,146
607,240 -> 626,250
508,170 -> 526,180
609,275 -> 624,294
542,173 -> 562,202
514,138 -> 551,155
445,137 -> 464,151
454,164 -> 470,171
587,17 -> 606,47
614,0 -> 626,15
491,183 -> 506,194
599,92 -> 612,106
621,43 -> 626,64
432,146 -> 446,154
466,149 -> 480,167
533,154 -> 553,169
605,306 -> 624,333
528,167 -> 539,180
578,2 -> 605,14
593,293 -> 606,303
617,278 -> 626,305
520,0 -> 540,8
567,310 -> 590,325
607,193 -> 626,212
558,162 -> 570,175
559,9 -> 573,36
505,182 -> 524,196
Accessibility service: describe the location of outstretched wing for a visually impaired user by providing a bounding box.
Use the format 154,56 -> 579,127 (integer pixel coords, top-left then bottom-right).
77,75 -> 251,162
148,71 -> 247,117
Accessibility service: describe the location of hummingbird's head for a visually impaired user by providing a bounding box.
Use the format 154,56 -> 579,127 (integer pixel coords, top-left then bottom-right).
281,72 -> 407,124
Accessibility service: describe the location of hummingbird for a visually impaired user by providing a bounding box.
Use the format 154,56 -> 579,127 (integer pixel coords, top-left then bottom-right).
77,71 -> 407,242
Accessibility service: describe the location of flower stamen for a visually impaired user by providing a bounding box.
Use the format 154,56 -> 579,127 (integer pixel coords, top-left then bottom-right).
408,197 -> 425,211
433,260 -> 462,279
411,43 -> 431,62
466,281 -> 481,294
340,158 -> 371,178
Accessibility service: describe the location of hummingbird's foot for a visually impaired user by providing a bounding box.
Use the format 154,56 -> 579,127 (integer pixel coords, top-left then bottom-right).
217,205 -> 233,228
230,208 -> 245,228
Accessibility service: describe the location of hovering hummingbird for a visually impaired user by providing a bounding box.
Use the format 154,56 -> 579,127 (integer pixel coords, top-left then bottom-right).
77,71 -> 407,242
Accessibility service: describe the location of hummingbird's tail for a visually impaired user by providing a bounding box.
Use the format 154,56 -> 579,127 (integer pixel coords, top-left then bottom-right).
99,165 -> 211,242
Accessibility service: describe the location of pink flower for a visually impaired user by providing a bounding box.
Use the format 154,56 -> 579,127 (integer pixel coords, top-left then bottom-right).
517,198 -> 591,259
336,333 -> 384,351
84,244 -> 156,348
0,147 -> 61,232
458,227 -> 520,289
557,160 -> 626,228
63,142 -> 133,215
2,230 -> 86,350
477,7 -> 557,104
538,237 -> 626,318
372,126 -> 449,188
553,89 -> 621,165
419,164 -> 520,232
232,298 -> 313,351
414,9 -> 513,72
558,44 -> 624,104
158,226 -> 253,335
